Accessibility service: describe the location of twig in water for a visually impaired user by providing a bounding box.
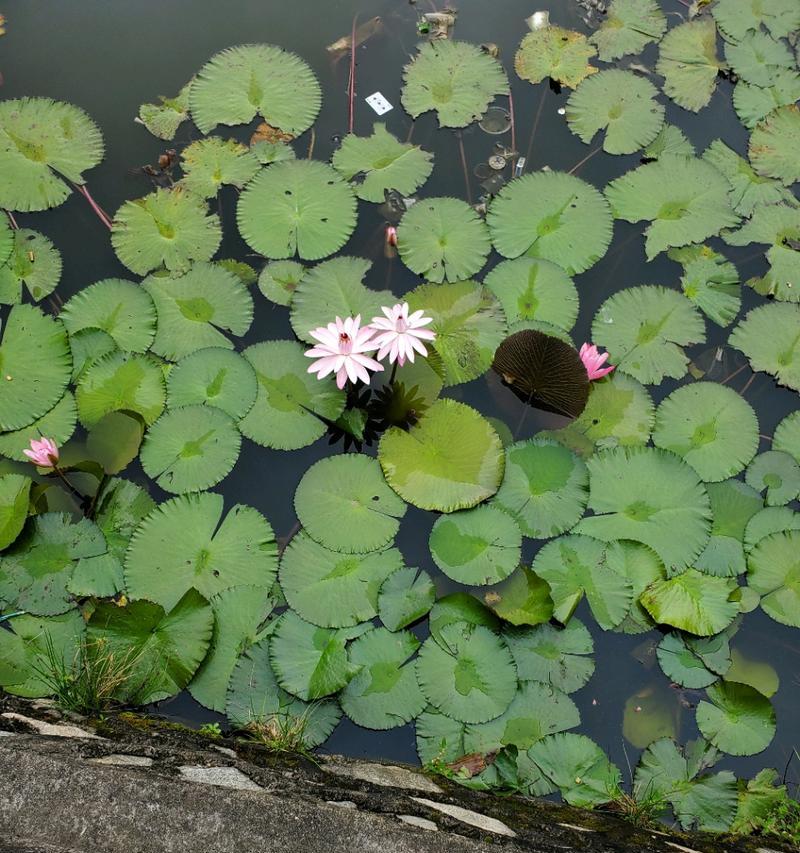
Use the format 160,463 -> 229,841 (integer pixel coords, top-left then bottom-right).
739,373 -> 757,396
72,182 -> 113,229
348,14 -> 358,134
4,209 -> 19,230
508,90 -> 517,155
569,146 -> 601,175
307,126 -> 316,160
524,85 -> 548,164
720,363 -> 747,385
456,131 -> 471,204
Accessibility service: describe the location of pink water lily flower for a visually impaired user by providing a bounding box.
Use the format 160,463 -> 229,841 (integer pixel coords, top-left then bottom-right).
580,343 -> 615,381
23,437 -> 59,467
369,302 -> 436,367
305,315 -> 384,389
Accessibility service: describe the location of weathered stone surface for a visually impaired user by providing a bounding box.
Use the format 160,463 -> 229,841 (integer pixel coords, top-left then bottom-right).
179,764 -> 262,791
397,815 -> 439,832
411,796 -> 518,837
1,713 -> 99,740
325,759 -> 443,794
90,754 -> 154,767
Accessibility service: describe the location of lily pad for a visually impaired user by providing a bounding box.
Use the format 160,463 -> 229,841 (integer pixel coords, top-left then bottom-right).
237,160 -> 357,261
696,479 -> 763,577
589,0 -> 666,61
483,565 -> 554,627
733,69 -> 800,129
239,340 -> 346,450
749,104 -> 800,186
724,31 -> 794,88
656,20 -> 724,113
397,197 -> 491,283
0,391 -> 76,468
591,285 -> 705,384
712,0 -> 800,41
747,530 -> 800,627
111,187 -> 222,276
257,260 -> 305,307
729,302 -> 800,390
0,473 -> 32,550
189,44 -> 321,135
179,136 -> 260,198
488,171 -> 613,275
774,411 -> 800,463
643,124 -> 695,159
332,125 -> 433,203
623,683 -> 678,748
667,244 -> 740,327
657,631 -> 731,689
378,399 -> 504,512
566,70 -> 664,155
515,26 -> 598,89
0,229 -> 62,304
428,593 -> 500,645
604,541 -> 665,634
696,681 -> 776,756
744,506 -> 800,551
87,410 -> 145,476
378,567 -> 435,632
745,450 -> 800,506
640,569 -> 740,636
124,492 -> 277,610
401,40 -> 509,128
137,82 -> 191,140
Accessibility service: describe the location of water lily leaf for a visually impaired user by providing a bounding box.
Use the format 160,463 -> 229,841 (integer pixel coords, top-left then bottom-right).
76,352 -> 165,429
250,139 -> 297,165
729,302 -> 800,390
430,505 -> 522,586
404,280 -> 505,387
0,97 -> 104,212
484,257 -> 578,332
745,450 -> 800,506
643,124 -> 695,159
332,125 -> 433,203
401,40 -> 508,128
279,532 -> 403,628
143,262 -> 253,361
747,530 -> 800,627
166,347 -> 257,420
656,20 -> 724,113
88,589 -> 213,704
189,585 -> 273,713
257,259 -> 305,307
488,171 -> 613,274
341,627 -> 426,730
527,733 -> 621,807
0,229 -> 61,304
179,136 -> 260,198
0,394 -> 76,464
237,160 -> 356,261
225,635 -> 341,746
604,541 -> 665,633
111,187 -> 222,276
378,399 -> 504,512
726,648 -> 779,697
0,213 -> 13,268
415,707 -> 469,765
712,0 -> 800,41
723,202 -> 800,302
137,82 -> 191,140
652,382 -> 758,482
515,26 -> 597,88
378,567 -> 435,632
140,404 -> 241,494
464,681 -> 579,755
60,278 -> 157,353
591,285 -> 705,384
189,44 -> 321,135
575,447 -> 711,571
566,70 -> 664,155
269,610 -> 361,701
0,473 -> 31,550
0,513 -> 106,615
416,621 -> 517,724
492,437 -> 589,539
397,197 -> 490,284
696,681 -> 776,756
428,593 -> 500,645
744,506 -> 800,552
696,479 -> 763,577
589,0 -> 666,61
640,569 -> 739,635
0,304 -> 72,432
657,631 -> 731,689
730,768 -> 789,835
606,155 -> 738,260
667,243 -> 740,327
68,329 -> 119,382
634,738 -> 738,831
289,256 -> 391,345
294,455 -> 406,554
124,492 -> 277,610
733,69 -> 800,129
774,411 -> 800,463
86,410 -> 145,476
483,565 -> 554,627
749,104 -> 800,186
93,478 -> 155,565
724,30 -> 794,88
239,340 -> 346,450
532,534 -> 633,629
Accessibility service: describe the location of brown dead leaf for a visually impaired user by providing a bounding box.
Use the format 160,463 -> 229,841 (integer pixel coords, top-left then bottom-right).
250,122 -> 294,146
446,751 -> 497,778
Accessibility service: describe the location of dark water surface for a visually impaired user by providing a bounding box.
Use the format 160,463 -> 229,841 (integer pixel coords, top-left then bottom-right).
2,0 -> 798,785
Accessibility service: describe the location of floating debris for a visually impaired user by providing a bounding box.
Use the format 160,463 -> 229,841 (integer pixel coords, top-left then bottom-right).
326,16 -> 383,57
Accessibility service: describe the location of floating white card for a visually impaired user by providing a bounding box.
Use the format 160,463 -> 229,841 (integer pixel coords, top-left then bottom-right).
365,92 -> 393,115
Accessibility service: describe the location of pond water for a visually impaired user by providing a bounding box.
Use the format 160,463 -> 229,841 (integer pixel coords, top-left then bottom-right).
1,0 -> 799,821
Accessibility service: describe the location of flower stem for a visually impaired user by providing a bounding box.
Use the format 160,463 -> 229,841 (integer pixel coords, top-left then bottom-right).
52,465 -> 87,506
389,361 -> 399,385
4,209 -> 19,230
347,14 -> 358,134
71,182 -> 113,229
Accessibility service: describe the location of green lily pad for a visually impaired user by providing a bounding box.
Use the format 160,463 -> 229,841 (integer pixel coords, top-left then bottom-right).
0,473 -> 31,550
401,40 -> 508,128
0,394 -> 77,465
483,565 -> 554,627
397,197 -> 491,284
86,410 -> 145,476
257,260 -> 305,307
733,69 -> 800,129
0,97 -> 104,212
488,171 -> 613,274
747,530 -> 800,627
643,124 -> 695,159
730,768 -> 790,835
237,160 -> 356,261
726,648 -> 779,697
124,492 -> 277,610
605,541 -> 664,634
566,70 -> 664,155
378,567 -> 435,632
60,278 -> 157,353
93,478 -> 156,564
239,340 -> 346,450
378,399 -> 504,512
515,26 -> 598,89
667,243 -> 740,327
332,125 -> 433,203
696,479 -> 763,577
640,569 -> 740,636
0,229 -> 62,304
67,329 -> 119,382
0,217 -> 12,268
774,411 -> 800,463
657,631 -> 731,689
279,532 -> 403,628
179,136 -> 260,198
729,302 -> 800,390
749,104 -> 800,187
712,0 -> 800,41
589,0 -> 666,61
724,31 -> 794,88
188,44 -> 321,135
745,450 -> 800,506
166,347 -> 258,419
341,627 -> 426,730
111,188 -> 222,276
744,506 -> 800,551
416,621 -> 517,724
428,593 -> 500,645
656,20 -> 724,113
137,81 -> 191,140
696,681 -> 776,756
